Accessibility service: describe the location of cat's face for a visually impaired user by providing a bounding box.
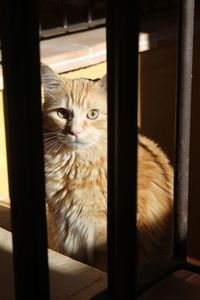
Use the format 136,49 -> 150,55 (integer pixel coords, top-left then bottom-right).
41,65 -> 107,151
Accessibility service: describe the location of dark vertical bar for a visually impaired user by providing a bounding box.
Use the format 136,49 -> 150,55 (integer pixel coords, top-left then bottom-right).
107,1 -> 139,299
148,0 -> 155,11
1,1 -> 49,299
87,0 -> 92,27
168,0 -> 174,9
39,22 -> 42,37
63,0 -> 68,29
174,0 -> 195,258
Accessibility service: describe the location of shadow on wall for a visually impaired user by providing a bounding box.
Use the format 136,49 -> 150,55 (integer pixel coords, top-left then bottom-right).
140,36 -> 200,263
140,42 -> 176,165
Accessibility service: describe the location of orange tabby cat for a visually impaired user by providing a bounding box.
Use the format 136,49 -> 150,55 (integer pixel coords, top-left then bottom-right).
41,64 -> 173,271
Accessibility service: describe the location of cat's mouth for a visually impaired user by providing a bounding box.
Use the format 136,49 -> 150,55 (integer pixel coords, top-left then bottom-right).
62,134 -> 86,148
73,138 -> 84,145
58,132 -> 99,150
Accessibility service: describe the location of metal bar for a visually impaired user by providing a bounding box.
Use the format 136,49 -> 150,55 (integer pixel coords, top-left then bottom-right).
173,0 -> 195,258
62,0 -> 68,29
106,1 -> 139,298
148,0 -> 155,11
167,0 -> 174,9
87,0 -> 92,27
1,1 -> 49,299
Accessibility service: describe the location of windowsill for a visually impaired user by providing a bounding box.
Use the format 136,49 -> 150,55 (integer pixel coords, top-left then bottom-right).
40,27 -> 107,74
0,27 -> 152,90
1,9 -> 200,90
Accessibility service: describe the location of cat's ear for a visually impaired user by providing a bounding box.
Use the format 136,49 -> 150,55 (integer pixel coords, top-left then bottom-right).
95,74 -> 107,92
40,63 -> 61,92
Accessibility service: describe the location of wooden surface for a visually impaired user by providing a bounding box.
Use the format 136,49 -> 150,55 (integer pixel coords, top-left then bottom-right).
1,203 -> 200,299
1,216 -> 200,299
0,226 -> 107,300
138,270 -> 200,300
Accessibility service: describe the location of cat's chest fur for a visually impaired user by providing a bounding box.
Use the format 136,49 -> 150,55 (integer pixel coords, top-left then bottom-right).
45,150 -> 107,264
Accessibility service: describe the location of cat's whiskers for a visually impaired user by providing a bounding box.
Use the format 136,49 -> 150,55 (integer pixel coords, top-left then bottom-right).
44,131 -> 61,135
56,143 -> 63,154
44,132 -> 63,138
44,137 -> 58,144
44,136 -> 58,142
44,140 -> 60,151
52,141 -> 62,153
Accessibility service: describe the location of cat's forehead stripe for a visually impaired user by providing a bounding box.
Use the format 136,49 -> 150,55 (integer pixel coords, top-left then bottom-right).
64,79 -> 94,107
75,79 -> 90,106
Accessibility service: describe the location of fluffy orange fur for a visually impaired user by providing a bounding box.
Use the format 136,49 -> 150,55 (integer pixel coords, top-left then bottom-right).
137,135 -> 173,265
42,64 -> 173,271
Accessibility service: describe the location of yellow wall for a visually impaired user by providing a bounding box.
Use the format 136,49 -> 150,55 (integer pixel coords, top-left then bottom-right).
0,92 -> 9,200
62,62 -> 106,79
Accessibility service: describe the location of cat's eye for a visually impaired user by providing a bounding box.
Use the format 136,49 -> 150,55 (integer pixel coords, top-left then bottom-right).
57,108 -> 69,119
87,109 -> 99,120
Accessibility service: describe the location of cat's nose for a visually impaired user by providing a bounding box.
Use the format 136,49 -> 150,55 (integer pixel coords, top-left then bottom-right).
69,129 -> 81,137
